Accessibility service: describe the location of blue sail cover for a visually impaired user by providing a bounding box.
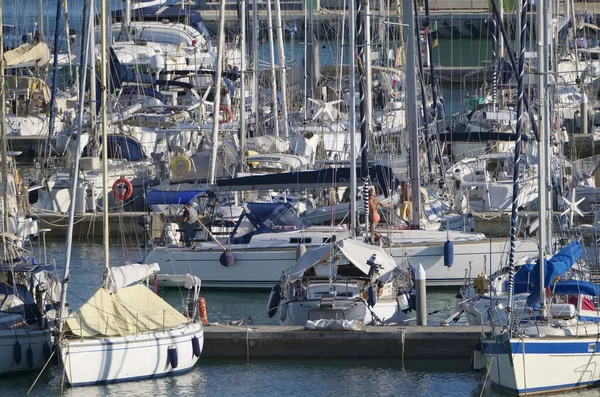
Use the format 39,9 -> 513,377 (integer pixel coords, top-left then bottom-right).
146,189 -> 207,205
514,241 -> 583,294
551,280 -> 600,297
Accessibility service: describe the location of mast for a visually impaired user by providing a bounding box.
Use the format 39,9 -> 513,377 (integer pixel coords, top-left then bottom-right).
357,0 -> 369,178
349,0 -> 358,235
252,0 -> 259,131
274,0 -> 289,138
506,0 -> 527,329
37,0 -> 44,42
537,0 -> 547,308
45,0 -> 64,159
101,0 -> 110,271
404,0 -> 420,228
58,0 -> 92,332
0,0 -> 8,234
239,0 -> 247,173
63,0 -> 73,83
209,0 -> 227,185
265,0 -> 280,138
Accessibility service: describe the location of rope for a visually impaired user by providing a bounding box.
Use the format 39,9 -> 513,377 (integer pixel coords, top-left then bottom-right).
27,343 -> 56,395
479,355 -> 494,397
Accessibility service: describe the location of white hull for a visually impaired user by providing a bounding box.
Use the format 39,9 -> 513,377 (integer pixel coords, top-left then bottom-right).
0,329 -> 52,374
482,334 -> 600,395
145,238 -> 539,288
60,323 -> 203,386
280,299 -> 408,325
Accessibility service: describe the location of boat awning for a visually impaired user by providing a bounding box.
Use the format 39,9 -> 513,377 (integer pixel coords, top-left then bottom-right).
439,131 -> 530,142
146,188 -> 208,205
65,284 -> 188,337
106,263 -> 160,293
288,239 -> 398,280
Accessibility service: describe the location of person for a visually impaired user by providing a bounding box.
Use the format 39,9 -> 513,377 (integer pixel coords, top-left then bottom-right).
368,187 -> 390,243
182,202 -> 199,249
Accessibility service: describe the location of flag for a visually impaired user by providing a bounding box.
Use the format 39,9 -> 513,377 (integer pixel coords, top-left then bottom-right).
424,21 -> 437,35
424,25 -> 430,35
431,21 -> 438,47
395,47 -> 404,67
432,37 -> 439,48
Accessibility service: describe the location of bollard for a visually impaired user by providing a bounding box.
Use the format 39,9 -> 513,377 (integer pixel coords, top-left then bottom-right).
416,263 -> 427,326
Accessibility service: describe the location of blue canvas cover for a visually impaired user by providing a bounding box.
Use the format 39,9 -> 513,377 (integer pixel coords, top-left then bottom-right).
146,189 -> 207,205
514,241 -> 582,294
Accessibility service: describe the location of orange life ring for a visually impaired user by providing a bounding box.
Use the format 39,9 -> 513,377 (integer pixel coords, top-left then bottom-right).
112,177 -> 133,202
218,105 -> 233,124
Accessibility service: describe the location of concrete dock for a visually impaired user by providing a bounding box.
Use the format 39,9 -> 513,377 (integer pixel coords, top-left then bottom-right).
203,325 -> 486,361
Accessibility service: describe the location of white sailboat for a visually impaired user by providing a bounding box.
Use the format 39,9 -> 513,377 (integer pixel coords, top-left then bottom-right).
57,0 -> 203,386
479,0 -> 600,393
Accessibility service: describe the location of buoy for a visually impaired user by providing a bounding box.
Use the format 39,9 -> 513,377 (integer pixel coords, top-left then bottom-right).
444,239 -> 454,268
295,243 -> 307,261
408,288 -> 417,312
400,201 -> 412,221
43,342 -> 51,362
279,300 -> 288,322
14,340 -> 22,365
198,297 -> 208,324
191,336 -> 201,358
111,177 -> 133,202
219,250 -> 235,267
367,285 -> 376,307
26,345 -> 33,369
170,155 -> 192,176
167,345 -> 178,369
153,274 -> 158,294
267,284 -> 281,318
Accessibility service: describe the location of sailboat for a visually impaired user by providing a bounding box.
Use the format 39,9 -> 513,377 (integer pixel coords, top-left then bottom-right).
57,0 -> 203,386
478,0 -> 600,393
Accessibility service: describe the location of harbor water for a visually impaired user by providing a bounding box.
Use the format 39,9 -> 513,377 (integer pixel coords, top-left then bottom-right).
0,239 -> 593,396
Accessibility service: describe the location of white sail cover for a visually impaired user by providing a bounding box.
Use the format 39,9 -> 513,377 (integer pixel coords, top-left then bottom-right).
288,239 -> 398,279
4,42 -> 50,67
65,284 -> 188,337
106,263 -> 160,293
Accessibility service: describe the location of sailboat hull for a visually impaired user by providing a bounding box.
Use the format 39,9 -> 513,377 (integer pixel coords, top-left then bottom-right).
481,336 -> 600,395
60,323 -> 203,386
0,329 -> 52,374
280,299 -> 407,325
145,238 -> 539,289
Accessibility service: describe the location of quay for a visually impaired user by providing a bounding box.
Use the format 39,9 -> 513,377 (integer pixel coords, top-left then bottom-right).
35,210 -> 148,239
202,325 -> 486,361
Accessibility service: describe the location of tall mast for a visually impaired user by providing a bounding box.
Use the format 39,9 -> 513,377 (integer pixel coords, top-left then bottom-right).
46,0 -> 64,159
252,0 -> 259,127
349,0 -> 357,235
37,0 -> 44,42
0,0 -> 8,234
209,0 -> 227,185
58,0 -> 92,332
506,0 -> 527,330
537,0 -> 547,308
265,0 -> 280,137
101,0 -> 110,271
274,0 -> 289,138
404,0 -> 420,228
239,0 -> 247,173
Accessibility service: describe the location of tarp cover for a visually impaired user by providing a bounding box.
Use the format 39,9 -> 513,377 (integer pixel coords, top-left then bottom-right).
65,284 -> 188,337
4,42 -> 50,67
288,238 -> 398,279
106,263 -> 160,293
514,241 -> 582,294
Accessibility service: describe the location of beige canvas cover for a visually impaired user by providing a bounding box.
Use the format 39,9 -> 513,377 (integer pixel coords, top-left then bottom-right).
4,42 -> 50,67
65,284 -> 188,337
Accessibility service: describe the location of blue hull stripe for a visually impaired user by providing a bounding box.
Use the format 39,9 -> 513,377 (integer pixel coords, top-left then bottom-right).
482,339 -> 600,355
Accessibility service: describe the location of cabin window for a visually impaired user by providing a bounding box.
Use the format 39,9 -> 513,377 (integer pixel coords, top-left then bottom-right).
289,237 -> 312,244
232,216 -> 255,240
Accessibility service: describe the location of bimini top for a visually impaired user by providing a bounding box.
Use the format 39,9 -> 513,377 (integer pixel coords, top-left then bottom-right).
288,238 -> 398,280
229,202 -> 310,244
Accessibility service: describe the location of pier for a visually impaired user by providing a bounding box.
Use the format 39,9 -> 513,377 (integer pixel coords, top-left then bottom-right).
203,325 -> 486,361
